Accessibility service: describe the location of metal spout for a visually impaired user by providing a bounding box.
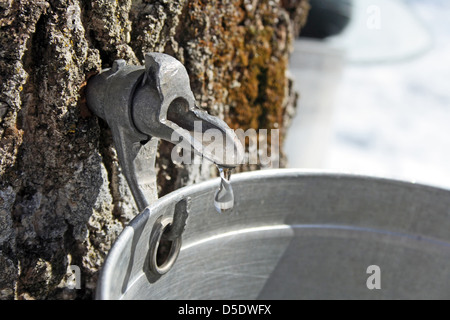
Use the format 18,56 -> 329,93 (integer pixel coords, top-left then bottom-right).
86,53 -> 244,212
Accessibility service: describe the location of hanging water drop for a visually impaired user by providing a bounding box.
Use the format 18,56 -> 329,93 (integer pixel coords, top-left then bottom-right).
214,166 -> 234,214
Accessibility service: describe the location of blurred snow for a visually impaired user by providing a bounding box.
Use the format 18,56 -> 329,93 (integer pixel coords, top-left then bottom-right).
328,0 -> 432,63
286,0 -> 450,189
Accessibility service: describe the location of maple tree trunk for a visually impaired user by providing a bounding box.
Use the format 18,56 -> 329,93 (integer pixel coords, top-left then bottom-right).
0,0 -> 309,299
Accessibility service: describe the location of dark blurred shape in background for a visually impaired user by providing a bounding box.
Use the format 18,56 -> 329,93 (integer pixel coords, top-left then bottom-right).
301,0 -> 353,39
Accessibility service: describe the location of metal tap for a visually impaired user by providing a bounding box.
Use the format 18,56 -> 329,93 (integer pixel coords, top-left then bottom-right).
86,53 -> 244,212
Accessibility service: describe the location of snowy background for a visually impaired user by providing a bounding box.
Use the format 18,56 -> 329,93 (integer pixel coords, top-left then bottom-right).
286,0 -> 450,189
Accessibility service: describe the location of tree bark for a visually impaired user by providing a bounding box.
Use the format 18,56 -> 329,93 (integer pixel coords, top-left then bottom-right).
0,0 -> 309,299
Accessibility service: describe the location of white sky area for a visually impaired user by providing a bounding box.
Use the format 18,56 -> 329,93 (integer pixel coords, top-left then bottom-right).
286,0 -> 450,190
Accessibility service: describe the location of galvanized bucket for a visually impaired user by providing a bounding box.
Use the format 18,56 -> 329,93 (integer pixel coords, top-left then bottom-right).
97,169 -> 450,299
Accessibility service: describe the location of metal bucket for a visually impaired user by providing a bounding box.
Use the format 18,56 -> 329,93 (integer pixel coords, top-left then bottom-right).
97,169 -> 450,299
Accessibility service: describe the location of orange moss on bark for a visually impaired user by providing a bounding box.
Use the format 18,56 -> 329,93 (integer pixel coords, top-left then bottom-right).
180,0 -> 293,135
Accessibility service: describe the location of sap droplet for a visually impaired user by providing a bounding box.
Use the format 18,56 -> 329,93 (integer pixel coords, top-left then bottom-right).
214,166 -> 234,214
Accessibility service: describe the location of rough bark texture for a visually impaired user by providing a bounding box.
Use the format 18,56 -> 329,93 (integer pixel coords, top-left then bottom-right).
0,0 -> 309,299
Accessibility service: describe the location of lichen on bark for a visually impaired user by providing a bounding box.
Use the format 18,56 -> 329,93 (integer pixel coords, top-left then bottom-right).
0,0 -> 309,299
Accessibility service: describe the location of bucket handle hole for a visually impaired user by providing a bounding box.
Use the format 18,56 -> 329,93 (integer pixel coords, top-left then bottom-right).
149,217 -> 182,276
